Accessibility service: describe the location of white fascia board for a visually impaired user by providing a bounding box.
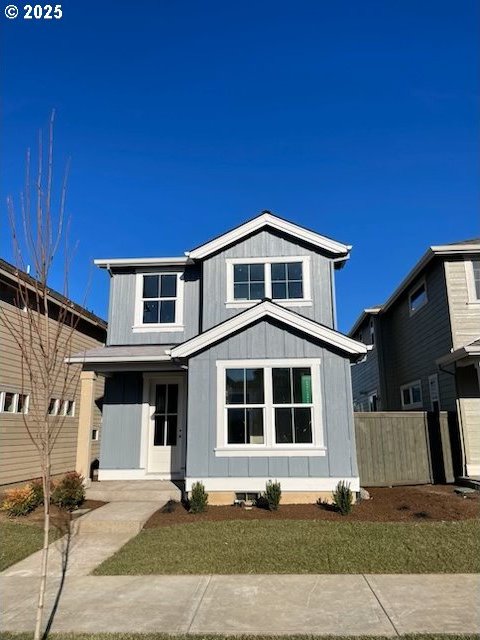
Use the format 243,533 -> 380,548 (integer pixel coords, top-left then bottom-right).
170,301 -> 367,358
430,244 -> 480,254
94,257 -> 190,269
187,213 -> 351,259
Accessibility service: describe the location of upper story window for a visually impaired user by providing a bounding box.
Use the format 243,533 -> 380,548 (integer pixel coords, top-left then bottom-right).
226,257 -> 311,307
400,380 -> 423,410
134,272 -> 184,332
466,259 -> 480,302
409,281 -> 427,315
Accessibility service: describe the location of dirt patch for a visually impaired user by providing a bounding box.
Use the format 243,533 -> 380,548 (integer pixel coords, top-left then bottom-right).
0,499 -> 106,533
144,485 -> 479,528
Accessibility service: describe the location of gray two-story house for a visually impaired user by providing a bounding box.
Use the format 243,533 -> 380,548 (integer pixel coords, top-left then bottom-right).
71,212 -> 367,503
350,239 -> 480,479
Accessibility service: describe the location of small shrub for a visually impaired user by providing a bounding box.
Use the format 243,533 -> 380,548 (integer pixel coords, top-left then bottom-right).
264,480 -> 281,511
1,484 -> 37,516
30,480 -> 44,507
189,482 -> 208,514
51,472 -> 85,511
332,480 -> 353,515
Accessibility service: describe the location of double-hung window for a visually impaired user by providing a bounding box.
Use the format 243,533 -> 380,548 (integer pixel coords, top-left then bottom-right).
217,359 -> 323,456
227,257 -> 311,305
134,272 -> 184,330
400,380 -> 423,409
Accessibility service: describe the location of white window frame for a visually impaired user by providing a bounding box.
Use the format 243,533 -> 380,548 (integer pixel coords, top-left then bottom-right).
215,358 -> 325,457
133,271 -> 185,332
61,399 -> 76,417
400,380 -> 423,410
225,256 -> 312,308
0,391 -> 30,414
465,259 -> 480,304
409,279 -> 428,315
91,428 -> 99,441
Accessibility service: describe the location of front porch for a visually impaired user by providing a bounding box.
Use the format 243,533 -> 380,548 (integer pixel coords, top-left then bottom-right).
85,480 -> 182,503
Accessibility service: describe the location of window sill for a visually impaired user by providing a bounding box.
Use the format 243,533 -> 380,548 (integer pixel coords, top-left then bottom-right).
466,300 -> 480,305
132,324 -> 185,333
214,447 -> 326,457
225,299 -> 313,309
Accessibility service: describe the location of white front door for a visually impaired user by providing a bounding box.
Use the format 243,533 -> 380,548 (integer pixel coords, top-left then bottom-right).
147,376 -> 186,476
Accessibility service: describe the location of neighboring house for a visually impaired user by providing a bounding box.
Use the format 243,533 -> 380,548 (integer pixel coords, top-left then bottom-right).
0,259 -> 107,486
350,239 -> 480,478
70,212 -> 367,504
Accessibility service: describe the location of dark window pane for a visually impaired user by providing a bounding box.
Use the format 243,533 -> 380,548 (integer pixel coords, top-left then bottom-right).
294,408 -> 312,443
167,384 -> 178,414
228,408 -> 245,444
293,368 -> 312,403
271,263 -> 286,281
143,275 -> 159,299
275,408 -> 293,443
233,264 -> 248,283
249,282 -> 265,300
288,281 -> 303,299
143,301 -> 159,323
226,369 -> 244,404
249,264 -> 264,281
159,300 -> 175,323
402,388 -> 410,405
272,282 -> 287,299
166,415 -> 177,445
412,385 -> 422,404
410,284 -> 427,311
246,408 -> 264,443
17,394 -> 26,413
48,398 -> 57,414
4,393 -> 15,412
287,262 -> 303,280
155,384 -> 166,413
154,417 -> 165,446
245,369 -> 264,403
272,368 -> 291,404
160,274 -> 177,297
234,283 -> 249,300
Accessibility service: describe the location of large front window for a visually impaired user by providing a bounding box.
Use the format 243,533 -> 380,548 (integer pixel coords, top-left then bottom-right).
227,257 -> 311,304
218,359 -> 323,454
134,272 -> 184,330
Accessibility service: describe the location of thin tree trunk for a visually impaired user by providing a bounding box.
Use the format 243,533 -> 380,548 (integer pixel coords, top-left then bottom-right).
34,454 -> 50,640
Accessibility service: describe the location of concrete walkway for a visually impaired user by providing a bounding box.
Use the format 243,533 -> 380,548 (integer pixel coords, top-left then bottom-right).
1,573 -> 479,635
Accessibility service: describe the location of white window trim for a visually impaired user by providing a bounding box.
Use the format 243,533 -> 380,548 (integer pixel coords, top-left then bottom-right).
408,279 -> 428,315
215,358 -> 325,457
91,428 -> 99,441
465,260 -> 480,304
225,256 -> 312,308
133,271 -> 185,332
62,400 -> 76,417
400,380 -> 423,409
0,391 -> 30,414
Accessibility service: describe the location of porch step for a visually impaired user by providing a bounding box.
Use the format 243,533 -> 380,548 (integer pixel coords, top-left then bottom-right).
456,476 -> 480,492
86,480 -> 182,503
76,501 -> 162,535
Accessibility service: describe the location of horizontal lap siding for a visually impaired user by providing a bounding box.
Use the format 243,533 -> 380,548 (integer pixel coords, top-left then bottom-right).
186,320 -> 356,480
0,301 -> 105,485
201,229 -> 334,330
380,260 -> 456,411
107,265 -> 200,345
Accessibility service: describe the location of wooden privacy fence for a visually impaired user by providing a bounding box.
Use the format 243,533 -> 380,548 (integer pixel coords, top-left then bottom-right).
354,411 -> 454,487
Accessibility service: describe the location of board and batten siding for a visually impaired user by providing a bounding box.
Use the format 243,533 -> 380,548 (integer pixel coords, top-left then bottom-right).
201,229 -> 335,331
379,259 -> 456,412
107,265 -> 200,346
186,320 -> 357,481
0,301 -> 105,486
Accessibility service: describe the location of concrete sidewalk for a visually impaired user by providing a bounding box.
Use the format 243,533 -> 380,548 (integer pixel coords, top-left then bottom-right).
2,573 -> 479,635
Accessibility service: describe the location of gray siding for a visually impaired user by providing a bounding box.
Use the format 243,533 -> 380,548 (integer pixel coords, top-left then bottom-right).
201,229 -> 335,331
186,320 -> 357,480
379,260 -> 456,411
107,265 -> 200,346
351,316 -> 381,408
100,373 -> 143,469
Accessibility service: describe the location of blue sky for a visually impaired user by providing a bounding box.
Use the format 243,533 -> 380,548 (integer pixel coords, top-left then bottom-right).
2,1 -> 478,332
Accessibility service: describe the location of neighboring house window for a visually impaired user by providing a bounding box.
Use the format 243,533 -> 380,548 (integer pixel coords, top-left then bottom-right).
400,380 -> 423,409
428,374 -> 440,412
466,259 -> 480,302
217,359 -> 324,455
62,400 -> 75,417
473,260 -> 480,299
91,428 -> 99,441
368,391 -> 378,412
369,319 -> 375,345
0,391 -> 29,414
409,281 -> 427,314
226,257 -> 311,306
134,272 -> 184,331
48,398 -> 61,415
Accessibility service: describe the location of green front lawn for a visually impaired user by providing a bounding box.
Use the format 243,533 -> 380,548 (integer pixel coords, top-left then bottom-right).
94,519 -> 479,575
0,521 -> 60,571
1,635 -> 478,640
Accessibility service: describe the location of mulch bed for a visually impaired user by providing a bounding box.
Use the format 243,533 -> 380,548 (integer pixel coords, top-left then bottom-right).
0,499 -> 106,532
145,485 -> 479,528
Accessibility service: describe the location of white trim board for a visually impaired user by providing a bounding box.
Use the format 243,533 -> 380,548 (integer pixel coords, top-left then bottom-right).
187,212 -> 351,260
169,300 -> 367,359
98,469 -> 184,481
185,476 -> 360,492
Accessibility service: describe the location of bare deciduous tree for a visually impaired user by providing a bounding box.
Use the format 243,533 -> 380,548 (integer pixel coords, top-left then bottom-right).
1,110 -> 84,640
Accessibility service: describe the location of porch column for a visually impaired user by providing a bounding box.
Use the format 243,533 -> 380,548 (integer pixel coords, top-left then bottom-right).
75,370 -> 97,484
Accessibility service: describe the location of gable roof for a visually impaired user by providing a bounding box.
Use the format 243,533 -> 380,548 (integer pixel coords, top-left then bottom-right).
348,306 -> 382,338
169,300 -> 367,359
186,211 -> 352,262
